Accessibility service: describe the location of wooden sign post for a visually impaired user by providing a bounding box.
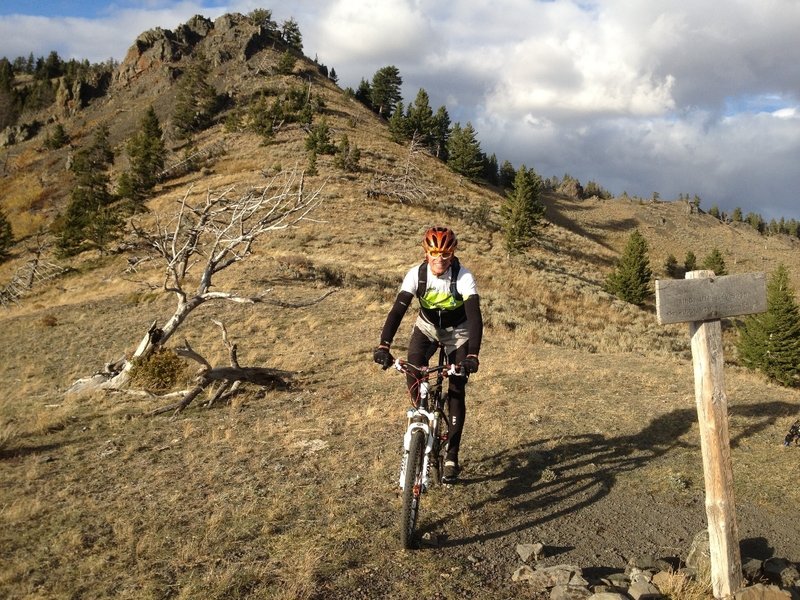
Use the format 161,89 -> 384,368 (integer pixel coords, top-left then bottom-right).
655,270 -> 766,599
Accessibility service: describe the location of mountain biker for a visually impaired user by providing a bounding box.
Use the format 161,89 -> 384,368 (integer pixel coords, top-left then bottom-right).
373,226 -> 483,483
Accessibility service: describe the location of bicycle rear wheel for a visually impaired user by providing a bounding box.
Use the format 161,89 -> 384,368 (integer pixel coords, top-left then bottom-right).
400,429 -> 426,549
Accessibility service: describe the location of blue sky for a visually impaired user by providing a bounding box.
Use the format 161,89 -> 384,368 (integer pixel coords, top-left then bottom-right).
1,1 -> 799,221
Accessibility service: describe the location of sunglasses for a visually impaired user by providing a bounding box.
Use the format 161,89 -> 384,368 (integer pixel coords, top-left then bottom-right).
427,250 -> 453,259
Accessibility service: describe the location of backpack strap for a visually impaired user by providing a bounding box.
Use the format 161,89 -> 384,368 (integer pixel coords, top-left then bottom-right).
416,257 -> 463,302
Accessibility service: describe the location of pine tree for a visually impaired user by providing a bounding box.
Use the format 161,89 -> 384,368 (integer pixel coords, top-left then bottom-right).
44,123 -> 69,149
406,88 -> 435,147
119,106 -> 165,203
172,54 -> 219,140
304,119 -> 335,155
0,208 -> 13,260
280,18 -> 303,51
664,254 -> 679,278
702,247 -> 727,275
370,65 -> 402,118
684,250 -> 697,273
431,106 -> 450,160
499,160 -> 516,189
56,125 -> 120,255
501,165 -> 544,254
446,122 -> 483,179
387,101 -> 408,143
737,264 -> 800,387
604,230 -> 652,305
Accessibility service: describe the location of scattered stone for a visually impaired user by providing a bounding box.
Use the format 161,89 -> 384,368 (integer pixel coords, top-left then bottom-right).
551,584 -> 593,600
742,558 -> 764,583
570,573 -> 590,587
686,530 -> 711,571
517,542 -> 545,562
604,572 -> 631,588
512,565 -> 537,582
734,583 -> 792,600
587,593 -> 629,600
628,579 -> 664,599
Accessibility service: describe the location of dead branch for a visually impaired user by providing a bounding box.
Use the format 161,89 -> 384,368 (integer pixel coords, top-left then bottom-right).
148,321 -> 293,417
1,235 -> 67,308
66,168 -> 328,396
366,135 -> 434,205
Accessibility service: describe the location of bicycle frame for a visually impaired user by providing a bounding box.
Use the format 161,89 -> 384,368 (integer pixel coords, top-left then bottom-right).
396,345 -> 453,492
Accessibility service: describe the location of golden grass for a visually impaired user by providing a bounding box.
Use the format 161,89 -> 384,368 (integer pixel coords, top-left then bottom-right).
1,39 -> 799,600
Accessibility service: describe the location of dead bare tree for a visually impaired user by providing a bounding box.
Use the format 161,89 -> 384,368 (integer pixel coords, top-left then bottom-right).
366,135 -> 434,204
0,235 -> 67,308
67,168 -> 329,396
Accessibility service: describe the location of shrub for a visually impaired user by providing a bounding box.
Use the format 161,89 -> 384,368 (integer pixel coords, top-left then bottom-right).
129,348 -> 191,393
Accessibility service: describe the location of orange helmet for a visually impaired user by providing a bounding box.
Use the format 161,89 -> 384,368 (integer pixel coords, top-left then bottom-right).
422,226 -> 457,254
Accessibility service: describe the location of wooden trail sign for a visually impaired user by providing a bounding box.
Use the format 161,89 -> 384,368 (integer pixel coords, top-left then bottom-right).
655,270 -> 766,600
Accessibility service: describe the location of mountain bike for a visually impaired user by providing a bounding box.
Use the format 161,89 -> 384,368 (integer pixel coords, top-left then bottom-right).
392,345 -> 461,549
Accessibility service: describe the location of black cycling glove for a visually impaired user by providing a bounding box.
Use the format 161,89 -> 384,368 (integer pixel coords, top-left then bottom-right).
460,354 -> 479,374
373,345 -> 394,370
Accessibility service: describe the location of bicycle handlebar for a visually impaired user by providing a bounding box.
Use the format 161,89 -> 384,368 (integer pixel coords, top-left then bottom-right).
392,358 -> 464,378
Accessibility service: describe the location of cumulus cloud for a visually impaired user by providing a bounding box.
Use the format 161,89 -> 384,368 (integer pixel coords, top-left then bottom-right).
1,0 -> 798,219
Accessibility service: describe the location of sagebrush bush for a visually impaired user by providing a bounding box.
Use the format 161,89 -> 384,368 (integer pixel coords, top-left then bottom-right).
129,348 -> 191,393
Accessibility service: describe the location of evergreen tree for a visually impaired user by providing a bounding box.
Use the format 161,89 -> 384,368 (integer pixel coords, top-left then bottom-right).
119,106 -> 166,203
280,18 -> 303,51
501,165 -> 544,254
329,68 -> 338,84
354,78 -> 372,108
499,160 -> 516,189
604,230 -> 652,305
333,134 -> 361,172
44,123 -> 69,149
708,204 -> 720,220
731,207 -> 743,222
737,264 -> 800,387
0,208 -> 13,260
702,247 -> 727,275
387,101 -> 408,142
684,250 -> 697,273
431,106 -> 450,160
406,88 -> 435,148
664,254 -> 679,278
304,119 -> 335,154
483,153 -> 499,185
276,50 -> 296,75
172,54 -> 219,140
370,65 -> 402,118
446,122 -> 483,179
56,125 -> 120,255
745,212 -> 764,234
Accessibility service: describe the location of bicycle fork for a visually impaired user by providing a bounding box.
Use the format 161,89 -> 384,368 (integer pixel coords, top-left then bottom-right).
398,408 -> 436,491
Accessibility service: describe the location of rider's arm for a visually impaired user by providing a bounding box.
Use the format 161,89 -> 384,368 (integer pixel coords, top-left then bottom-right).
464,295 -> 483,355
379,290 -> 414,347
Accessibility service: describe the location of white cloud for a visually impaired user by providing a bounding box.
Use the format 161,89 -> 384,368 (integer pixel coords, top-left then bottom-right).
1,0 -> 799,219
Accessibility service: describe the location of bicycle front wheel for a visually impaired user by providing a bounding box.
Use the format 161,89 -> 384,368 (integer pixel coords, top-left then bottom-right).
400,429 -> 426,549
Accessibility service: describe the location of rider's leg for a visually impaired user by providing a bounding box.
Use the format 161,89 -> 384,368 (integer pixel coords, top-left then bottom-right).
405,326 -> 437,399
445,344 -> 469,465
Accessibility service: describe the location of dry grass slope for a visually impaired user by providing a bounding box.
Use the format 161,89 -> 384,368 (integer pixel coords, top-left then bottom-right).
1,16 -> 799,599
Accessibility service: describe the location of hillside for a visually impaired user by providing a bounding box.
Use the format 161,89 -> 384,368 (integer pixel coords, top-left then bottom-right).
1,12 -> 800,600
